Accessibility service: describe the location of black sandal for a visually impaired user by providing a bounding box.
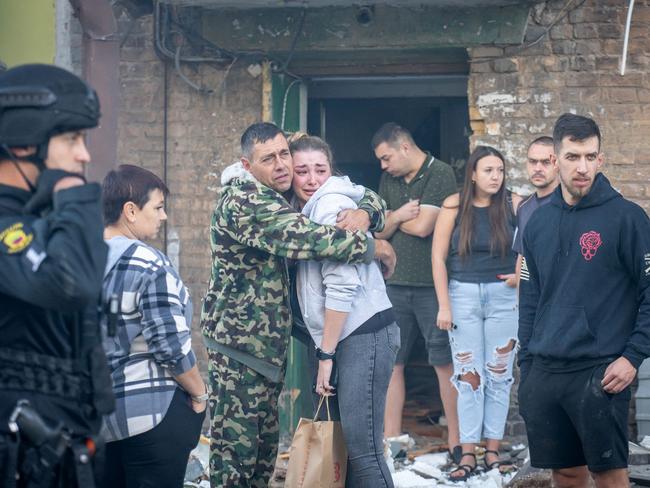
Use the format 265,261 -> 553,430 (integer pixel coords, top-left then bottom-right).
484,449 -> 515,473
449,452 -> 477,482
448,445 -> 462,465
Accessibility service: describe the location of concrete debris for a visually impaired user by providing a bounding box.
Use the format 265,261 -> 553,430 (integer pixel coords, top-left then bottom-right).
184,434 -> 210,484
641,436 -> 650,450
630,442 -> 650,465
413,452 -> 450,469
388,433 -> 417,455
509,443 -> 528,459
384,439 -> 396,473
183,482 -> 210,488
270,432 -> 533,487
629,464 -> 650,486
184,456 -> 204,483
516,448 -> 530,461
410,460 -> 443,479
392,470 -> 438,488
392,467 -> 516,488
391,453 -> 517,487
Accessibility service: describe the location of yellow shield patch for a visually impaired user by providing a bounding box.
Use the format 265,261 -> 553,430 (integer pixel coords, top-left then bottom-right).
0,222 -> 33,254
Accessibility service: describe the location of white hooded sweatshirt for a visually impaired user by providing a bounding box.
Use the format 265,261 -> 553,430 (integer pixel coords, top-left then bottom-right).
296,176 -> 392,347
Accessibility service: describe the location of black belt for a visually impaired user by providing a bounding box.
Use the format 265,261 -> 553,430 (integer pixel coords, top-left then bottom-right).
0,347 -> 89,401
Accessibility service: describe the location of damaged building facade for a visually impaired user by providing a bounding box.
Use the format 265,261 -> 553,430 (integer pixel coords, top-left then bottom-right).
2,0 -> 649,439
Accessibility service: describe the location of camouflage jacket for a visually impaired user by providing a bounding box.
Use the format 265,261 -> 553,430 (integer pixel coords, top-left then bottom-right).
200,163 -> 385,382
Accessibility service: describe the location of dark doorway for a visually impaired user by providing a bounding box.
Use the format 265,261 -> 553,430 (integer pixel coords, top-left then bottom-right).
306,75 -> 471,437
307,76 -> 470,193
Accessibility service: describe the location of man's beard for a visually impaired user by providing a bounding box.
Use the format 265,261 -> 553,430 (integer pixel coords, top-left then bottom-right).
568,185 -> 588,198
561,174 -> 591,200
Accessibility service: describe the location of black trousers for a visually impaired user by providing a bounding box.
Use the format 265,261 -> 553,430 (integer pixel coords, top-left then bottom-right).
103,388 -> 205,488
519,361 -> 630,472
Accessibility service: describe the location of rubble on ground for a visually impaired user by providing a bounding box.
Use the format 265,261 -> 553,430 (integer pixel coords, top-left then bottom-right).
629,441 -> 650,486
198,433 -> 650,487
386,434 -> 518,487
184,434 -> 210,488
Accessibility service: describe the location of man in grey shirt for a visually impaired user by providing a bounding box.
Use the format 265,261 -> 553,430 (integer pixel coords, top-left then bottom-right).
513,136 -> 559,281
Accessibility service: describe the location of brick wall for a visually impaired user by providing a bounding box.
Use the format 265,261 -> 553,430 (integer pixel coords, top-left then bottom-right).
468,0 -> 650,438
117,14 -> 263,371
468,0 -> 650,214
113,1 -> 649,433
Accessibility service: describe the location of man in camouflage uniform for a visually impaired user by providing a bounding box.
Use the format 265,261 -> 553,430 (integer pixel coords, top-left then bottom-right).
201,122 -> 393,487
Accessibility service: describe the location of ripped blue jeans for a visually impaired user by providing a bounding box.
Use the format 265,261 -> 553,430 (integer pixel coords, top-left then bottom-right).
448,279 -> 518,443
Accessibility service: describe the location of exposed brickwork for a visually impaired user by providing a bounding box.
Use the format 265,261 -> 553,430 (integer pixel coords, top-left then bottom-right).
467,0 -> 650,438
467,0 -> 650,213
109,0 -> 649,438
117,15 -> 263,372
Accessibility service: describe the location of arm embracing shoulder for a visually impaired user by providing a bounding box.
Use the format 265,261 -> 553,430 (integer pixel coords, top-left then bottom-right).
0,183 -> 107,310
357,187 -> 387,233
227,186 -> 374,264
312,194 -> 362,312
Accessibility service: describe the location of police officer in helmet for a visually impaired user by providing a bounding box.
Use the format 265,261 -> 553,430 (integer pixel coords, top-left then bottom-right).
0,64 -> 114,487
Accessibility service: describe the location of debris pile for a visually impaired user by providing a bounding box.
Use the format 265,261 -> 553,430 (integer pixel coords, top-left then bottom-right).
195,429 -> 650,486
386,435 -> 520,488
184,434 -> 210,488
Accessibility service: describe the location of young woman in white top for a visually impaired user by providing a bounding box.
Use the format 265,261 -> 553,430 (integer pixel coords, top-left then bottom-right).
290,135 -> 399,488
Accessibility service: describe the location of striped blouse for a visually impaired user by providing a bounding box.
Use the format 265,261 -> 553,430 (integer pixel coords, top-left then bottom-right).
100,237 -> 196,442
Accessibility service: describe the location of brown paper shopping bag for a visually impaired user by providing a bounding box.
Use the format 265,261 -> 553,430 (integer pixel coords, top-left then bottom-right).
285,396 -> 348,488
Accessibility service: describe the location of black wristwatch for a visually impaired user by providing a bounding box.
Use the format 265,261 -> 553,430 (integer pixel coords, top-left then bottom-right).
315,347 -> 336,361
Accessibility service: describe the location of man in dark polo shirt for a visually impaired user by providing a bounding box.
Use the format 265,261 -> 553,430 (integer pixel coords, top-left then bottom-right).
513,136 -> 559,282
372,122 -> 459,453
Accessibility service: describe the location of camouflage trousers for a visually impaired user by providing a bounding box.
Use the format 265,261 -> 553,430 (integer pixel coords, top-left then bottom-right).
208,352 -> 283,488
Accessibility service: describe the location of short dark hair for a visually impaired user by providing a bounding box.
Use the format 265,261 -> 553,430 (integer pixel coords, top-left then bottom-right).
102,164 -> 169,225
528,136 -> 553,150
370,122 -> 415,150
553,113 -> 601,153
241,122 -> 285,160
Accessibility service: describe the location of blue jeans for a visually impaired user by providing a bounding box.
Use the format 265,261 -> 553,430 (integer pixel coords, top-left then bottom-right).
310,323 -> 400,488
448,279 -> 518,444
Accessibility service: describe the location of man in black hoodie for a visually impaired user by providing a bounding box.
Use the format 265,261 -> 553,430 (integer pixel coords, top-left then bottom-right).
518,113 -> 650,488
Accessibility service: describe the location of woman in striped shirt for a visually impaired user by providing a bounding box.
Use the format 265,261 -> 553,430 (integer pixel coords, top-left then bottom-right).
100,165 -> 207,488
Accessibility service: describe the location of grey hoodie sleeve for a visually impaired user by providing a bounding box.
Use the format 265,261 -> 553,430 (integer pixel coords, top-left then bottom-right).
310,193 -> 362,312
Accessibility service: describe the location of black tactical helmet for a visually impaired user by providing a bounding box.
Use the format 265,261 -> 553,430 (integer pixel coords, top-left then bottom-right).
0,64 -> 100,165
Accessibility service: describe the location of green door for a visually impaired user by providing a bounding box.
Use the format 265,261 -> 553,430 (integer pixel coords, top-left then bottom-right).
269,71 -> 313,442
